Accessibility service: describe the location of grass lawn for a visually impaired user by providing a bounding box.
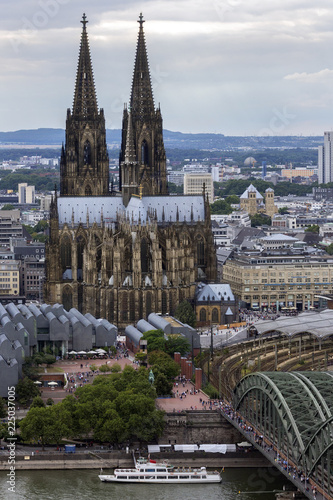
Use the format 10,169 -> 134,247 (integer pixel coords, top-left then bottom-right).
37,366 -> 64,373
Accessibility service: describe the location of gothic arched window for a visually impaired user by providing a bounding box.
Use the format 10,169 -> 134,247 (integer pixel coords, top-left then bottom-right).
169,291 -> 174,315
197,236 -> 205,267
95,235 -> 101,274
85,185 -> 92,196
84,140 -> 91,165
141,140 -> 149,164
212,308 -> 219,324
162,291 -> 167,315
129,292 -> 135,322
62,287 -> 73,312
60,235 -> 72,274
146,292 -> 152,317
109,291 -> 114,322
121,293 -> 128,322
76,235 -> 85,281
141,237 -> 151,274
200,308 -> 207,322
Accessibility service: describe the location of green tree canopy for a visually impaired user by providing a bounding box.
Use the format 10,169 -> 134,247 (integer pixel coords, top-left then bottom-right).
165,335 -> 190,357
305,224 -> 319,233
142,329 -> 166,352
0,397 -> 6,419
225,194 -> 240,204
16,378 -> 40,406
21,366 -> 165,446
174,300 -> 196,328
325,243 -> 333,255
250,213 -> 272,227
210,199 -> 233,215
148,350 -> 180,380
278,207 -> 289,215
30,396 -> 45,409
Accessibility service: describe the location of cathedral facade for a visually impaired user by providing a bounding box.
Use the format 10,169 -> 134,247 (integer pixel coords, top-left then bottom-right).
44,14 -> 216,329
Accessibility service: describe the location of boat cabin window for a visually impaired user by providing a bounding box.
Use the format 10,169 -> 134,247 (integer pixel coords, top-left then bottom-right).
157,468 -> 166,472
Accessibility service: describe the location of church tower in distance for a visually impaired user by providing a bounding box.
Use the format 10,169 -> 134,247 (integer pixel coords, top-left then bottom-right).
60,14 -> 109,197
120,13 -> 168,206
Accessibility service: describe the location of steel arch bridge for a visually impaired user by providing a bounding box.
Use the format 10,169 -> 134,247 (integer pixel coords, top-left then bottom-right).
233,372 -> 333,498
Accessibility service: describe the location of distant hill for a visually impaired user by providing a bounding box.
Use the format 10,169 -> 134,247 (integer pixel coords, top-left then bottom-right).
0,128 -> 323,150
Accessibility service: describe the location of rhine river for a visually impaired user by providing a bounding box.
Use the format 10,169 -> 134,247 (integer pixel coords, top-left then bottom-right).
0,468 -> 292,500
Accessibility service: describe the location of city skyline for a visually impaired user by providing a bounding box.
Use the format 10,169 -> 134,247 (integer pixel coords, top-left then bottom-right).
0,0 -> 333,136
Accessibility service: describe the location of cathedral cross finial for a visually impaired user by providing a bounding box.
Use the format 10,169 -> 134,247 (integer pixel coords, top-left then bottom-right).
138,12 -> 145,28
81,13 -> 88,29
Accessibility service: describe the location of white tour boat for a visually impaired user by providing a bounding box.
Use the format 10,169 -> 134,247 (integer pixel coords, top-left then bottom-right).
99,456 -> 222,484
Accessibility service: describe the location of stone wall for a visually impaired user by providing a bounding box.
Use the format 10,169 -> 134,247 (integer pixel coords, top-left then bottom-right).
160,410 -> 243,445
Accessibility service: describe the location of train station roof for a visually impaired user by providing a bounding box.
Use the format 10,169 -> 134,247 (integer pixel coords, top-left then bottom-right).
255,309 -> 333,339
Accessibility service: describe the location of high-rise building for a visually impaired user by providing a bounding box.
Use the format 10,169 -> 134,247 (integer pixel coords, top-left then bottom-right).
18,183 -> 35,204
44,14 -> 216,328
318,131 -> 333,184
184,173 -> 214,204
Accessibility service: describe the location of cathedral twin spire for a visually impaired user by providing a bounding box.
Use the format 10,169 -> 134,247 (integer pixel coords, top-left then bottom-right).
61,13 -> 167,201
130,13 -> 155,123
72,13 -> 98,120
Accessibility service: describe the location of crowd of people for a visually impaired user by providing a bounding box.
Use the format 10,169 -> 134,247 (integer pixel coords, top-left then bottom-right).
218,399 -> 320,500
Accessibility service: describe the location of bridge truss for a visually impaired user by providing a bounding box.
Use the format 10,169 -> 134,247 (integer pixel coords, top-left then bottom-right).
234,372 -> 333,498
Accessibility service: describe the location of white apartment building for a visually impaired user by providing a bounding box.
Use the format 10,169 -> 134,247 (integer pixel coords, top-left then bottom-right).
184,173 -> 214,204
18,183 -> 35,204
318,131 -> 333,184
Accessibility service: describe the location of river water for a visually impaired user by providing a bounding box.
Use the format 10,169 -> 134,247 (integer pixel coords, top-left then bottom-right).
0,467 -> 292,500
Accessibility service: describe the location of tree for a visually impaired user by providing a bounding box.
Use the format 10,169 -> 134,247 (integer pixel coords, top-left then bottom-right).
1,204 -> 14,211
142,329 -> 166,352
21,365 -> 165,445
22,357 -> 40,381
210,199 -> 233,215
225,194 -> 240,205
250,213 -> 271,227
34,220 -> 49,233
110,363 -> 121,373
99,364 -> 111,373
135,352 -> 148,365
148,350 -> 180,380
30,396 -> 45,409
152,370 -> 173,396
305,224 -> 319,234
278,207 -> 289,215
165,335 -> 190,357
174,300 -> 196,327
326,243 -> 333,255
20,407 -> 55,450
16,378 -> 40,406
0,398 -> 6,419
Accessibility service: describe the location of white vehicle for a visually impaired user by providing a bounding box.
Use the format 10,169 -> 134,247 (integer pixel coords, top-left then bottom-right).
99,456 -> 222,484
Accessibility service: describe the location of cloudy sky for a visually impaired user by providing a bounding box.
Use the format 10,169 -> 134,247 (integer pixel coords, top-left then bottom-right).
0,0 -> 333,136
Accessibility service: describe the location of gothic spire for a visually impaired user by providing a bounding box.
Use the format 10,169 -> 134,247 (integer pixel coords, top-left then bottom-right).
130,13 -> 155,121
124,112 -> 136,163
72,13 -> 98,119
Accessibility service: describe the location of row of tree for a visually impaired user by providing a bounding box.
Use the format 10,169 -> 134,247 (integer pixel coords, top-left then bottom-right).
19,366 -> 165,448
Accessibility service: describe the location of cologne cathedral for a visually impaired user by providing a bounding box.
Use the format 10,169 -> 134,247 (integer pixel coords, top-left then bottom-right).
44,14 -> 216,329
